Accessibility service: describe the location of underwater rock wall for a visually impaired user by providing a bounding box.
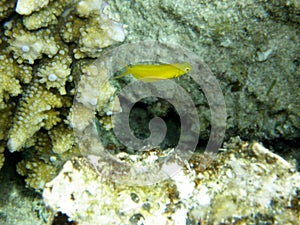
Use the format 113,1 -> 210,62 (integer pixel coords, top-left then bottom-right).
108,0 -> 300,142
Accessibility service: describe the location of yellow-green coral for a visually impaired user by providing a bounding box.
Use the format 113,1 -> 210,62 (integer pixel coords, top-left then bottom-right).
99,116 -> 113,130
5,21 -> 59,64
79,64 -> 117,113
14,131 -> 60,191
0,103 -> 14,170
0,142 -> 4,170
16,0 -> 50,15
60,14 -> 82,43
17,159 -> 58,192
15,126 -> 80,191
0,0 -> 16,21
0,0 -> 125,194
0,54 -> 22,108
0,52 -> 33,109
77,16 -> 125,58
0,103 -> 15,142
7,82 -> 63,152
37,46 -> 72,95
49,124 -> 75,154
60,0 -> 125,58
23,0 -> 70,30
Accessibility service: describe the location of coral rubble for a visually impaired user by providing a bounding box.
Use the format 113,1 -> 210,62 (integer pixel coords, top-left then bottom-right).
43,141 -> 300,224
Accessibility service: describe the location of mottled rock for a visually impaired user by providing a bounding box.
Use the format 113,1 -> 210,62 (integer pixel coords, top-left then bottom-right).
43,141 -> 300,224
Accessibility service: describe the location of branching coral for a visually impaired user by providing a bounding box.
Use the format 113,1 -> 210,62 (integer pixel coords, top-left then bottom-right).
0,103 -> 13,169
77,63 -> 117,114
37,46 -> 72,95
0,142 -> 4,170
17,159 -> 58,192
76,15 -> 125,58
49,124 -> 75,154
0,51 -> 33,109
15,132 -> 57,192
60,0 -> 125,58
7,81 -> 63,152
0,1 -> 299,225
0,0 -> 16,21
4,21 -> 59,64
22,0 -> 70,30
0,102 -> 15,143
16,0 -> 50,16
0,0 -> 126,196
15,125 -> 80,191
0,53 -> 22,108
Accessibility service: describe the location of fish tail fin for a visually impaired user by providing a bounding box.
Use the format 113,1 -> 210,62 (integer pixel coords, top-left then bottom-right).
113,62 -> 129,80
113,70 -> 128,79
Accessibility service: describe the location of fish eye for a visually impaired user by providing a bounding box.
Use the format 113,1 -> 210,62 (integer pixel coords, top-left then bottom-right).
185,68 -> 190,72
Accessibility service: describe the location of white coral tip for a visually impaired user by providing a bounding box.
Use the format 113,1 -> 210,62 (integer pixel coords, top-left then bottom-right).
48,73 -> 57,81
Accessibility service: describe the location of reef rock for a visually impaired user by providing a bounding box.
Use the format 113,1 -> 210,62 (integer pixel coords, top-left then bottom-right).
43,140 -> 300,224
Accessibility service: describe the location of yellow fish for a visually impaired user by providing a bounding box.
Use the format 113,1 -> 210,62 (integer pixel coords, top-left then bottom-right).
114,62 -> 192,82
